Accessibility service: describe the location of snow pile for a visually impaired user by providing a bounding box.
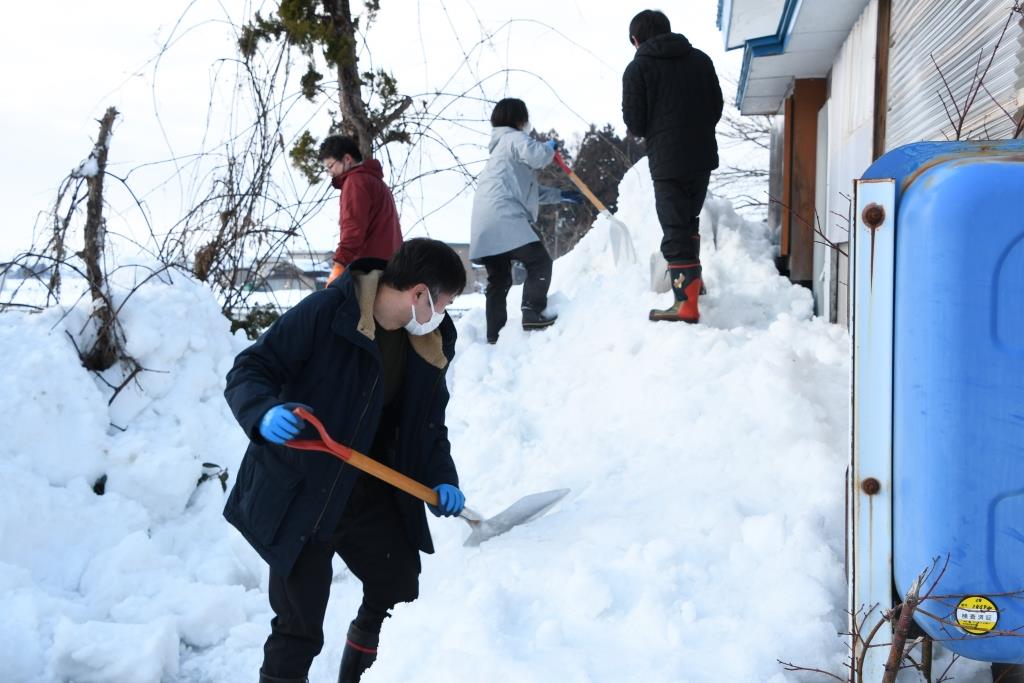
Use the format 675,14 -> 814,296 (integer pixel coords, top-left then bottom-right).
363,159 -> 852,682
0,271 -> 264,683
0,158 -> 898,682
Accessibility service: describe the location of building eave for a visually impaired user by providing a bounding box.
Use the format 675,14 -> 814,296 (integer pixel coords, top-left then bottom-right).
735,0 -> 802,110
734,0 -> 871,115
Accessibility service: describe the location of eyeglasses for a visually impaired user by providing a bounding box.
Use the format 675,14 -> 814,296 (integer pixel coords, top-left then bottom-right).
421,289 -> 454,313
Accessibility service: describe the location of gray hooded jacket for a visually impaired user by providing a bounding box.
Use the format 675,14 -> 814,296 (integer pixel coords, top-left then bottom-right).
469,126 -> 562,260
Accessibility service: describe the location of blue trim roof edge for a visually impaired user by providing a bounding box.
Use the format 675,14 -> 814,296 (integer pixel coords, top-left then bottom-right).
735,0 -> 803,109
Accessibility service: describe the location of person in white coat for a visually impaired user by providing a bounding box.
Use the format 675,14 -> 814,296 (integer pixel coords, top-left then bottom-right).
469,98 -> 582,343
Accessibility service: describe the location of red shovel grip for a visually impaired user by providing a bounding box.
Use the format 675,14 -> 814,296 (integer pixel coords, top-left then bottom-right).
286,406 -> 352,461
553,150 -> 571,174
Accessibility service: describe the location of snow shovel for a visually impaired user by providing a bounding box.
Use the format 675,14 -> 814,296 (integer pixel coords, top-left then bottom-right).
553,151 -> 638,266
286,407 -> 569,547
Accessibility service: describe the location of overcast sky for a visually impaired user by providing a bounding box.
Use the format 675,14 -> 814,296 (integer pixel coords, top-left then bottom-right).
0,1 -> 743,258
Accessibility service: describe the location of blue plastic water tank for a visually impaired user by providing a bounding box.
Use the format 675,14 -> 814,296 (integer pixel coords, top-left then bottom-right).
869,142 -> 1024,662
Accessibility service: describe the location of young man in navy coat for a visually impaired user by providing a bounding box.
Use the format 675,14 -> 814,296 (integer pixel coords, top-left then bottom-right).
223,238 -> 468,683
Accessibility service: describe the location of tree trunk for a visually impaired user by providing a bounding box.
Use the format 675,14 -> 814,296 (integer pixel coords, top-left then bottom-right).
81,107 -> 120,371
332,0 -> 373,159
882,572 -> 925,683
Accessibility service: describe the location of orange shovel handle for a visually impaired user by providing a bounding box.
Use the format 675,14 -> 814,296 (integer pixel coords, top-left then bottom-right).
553,151 -> 609,213
287,407 -> 440,507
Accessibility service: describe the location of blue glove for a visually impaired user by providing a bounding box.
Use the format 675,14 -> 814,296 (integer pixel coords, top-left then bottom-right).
544,139 -> 558,153
561,189 -> 584,204
430,484 -> 465,517
259,402 -> 312,444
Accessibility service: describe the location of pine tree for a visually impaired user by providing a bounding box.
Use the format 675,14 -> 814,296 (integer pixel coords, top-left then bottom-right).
534,124 -> 645,257
238,1 -> 412,183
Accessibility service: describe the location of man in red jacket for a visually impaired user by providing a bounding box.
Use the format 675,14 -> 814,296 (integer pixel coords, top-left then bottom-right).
319,135 -> 403,284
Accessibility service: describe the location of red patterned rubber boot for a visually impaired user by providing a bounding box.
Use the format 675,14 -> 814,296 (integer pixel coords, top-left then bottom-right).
649,261 -> 701,324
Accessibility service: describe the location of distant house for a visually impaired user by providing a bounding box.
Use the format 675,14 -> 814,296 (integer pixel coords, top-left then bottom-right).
228,250 -> 331,293
718,0 -> 1023,325
446,242 -> 490,293
286,249 -> 334,289
229,244 -> 486,301
2,261 -> 50,280
262,260 -> 318,291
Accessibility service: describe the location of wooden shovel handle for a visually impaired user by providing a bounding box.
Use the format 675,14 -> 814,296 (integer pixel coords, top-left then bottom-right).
347,449 -> 440,505
289,407 -> 440,507
553,151 -> 609,213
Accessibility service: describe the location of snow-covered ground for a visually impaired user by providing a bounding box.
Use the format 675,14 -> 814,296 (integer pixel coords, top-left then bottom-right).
0,160 -> 985,682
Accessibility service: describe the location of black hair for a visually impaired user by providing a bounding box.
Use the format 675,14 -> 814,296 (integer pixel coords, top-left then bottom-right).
317,134 -> 363,163
380,238 -> 466,298
490,98 -> 529,129
629,10 -> 671,46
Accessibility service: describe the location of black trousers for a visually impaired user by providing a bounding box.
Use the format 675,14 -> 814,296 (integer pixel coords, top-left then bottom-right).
261,476 -> 420,678
476,241 -> 553,340
653,172 -> 711,263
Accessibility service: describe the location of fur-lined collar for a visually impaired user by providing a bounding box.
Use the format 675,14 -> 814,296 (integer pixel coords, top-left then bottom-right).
351,270 -> 448,370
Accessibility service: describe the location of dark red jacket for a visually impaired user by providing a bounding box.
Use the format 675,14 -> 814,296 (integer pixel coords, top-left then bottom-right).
331,159 -> 402,265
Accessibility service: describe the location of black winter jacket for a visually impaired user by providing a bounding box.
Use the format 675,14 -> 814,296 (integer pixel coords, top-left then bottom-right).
622,33 -> 724,180
222,265 -> 459,577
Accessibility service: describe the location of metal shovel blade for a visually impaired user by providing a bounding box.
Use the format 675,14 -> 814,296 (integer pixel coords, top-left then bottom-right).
461,488 -> 570,547
600,210 -> 638,266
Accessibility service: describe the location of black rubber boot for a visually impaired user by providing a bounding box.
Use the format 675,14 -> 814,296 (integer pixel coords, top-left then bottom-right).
693,233 -> 707,295
521,307 -> 557,331
338,623 -> 378,683
259,671 -> 307,683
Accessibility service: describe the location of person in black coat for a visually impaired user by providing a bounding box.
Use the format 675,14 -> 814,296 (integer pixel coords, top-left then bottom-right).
223,238 -> 468,683
622,9 -> 723,324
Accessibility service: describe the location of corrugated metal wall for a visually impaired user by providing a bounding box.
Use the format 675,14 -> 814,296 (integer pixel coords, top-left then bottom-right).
887,0 -> 1023,148
829,0 -> 877,243
819,0 -> 877,325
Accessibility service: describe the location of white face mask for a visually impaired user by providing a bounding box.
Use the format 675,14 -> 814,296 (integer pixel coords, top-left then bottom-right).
404,288 -> 445,336
521,120 -> 533,134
